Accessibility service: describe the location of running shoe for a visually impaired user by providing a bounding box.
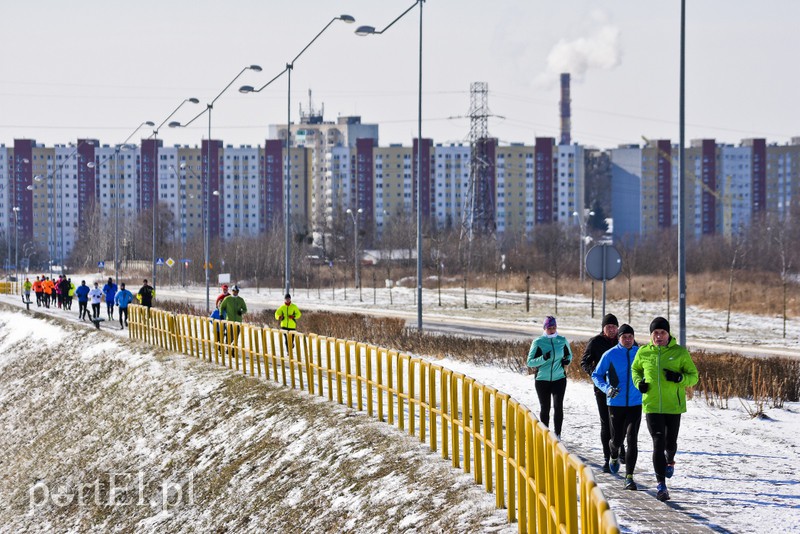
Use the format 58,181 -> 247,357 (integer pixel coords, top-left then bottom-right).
665,463 -> 675,478
656,482 -> 670,502
624,475 -> 637,490
609,457 -> 620,474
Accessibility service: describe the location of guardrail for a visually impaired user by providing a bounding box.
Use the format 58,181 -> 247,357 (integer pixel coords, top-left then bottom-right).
0,281 -> 21,295
128,305 -> 619,533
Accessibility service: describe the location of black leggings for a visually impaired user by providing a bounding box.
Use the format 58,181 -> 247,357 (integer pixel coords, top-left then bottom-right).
119,307 -> 128,327
593,387 -> 612,461
609,405 -> 642,475
92,303 -> 101,319
645,413 -> 681,482
535,378 -> 567,435
79,301 -> 88,318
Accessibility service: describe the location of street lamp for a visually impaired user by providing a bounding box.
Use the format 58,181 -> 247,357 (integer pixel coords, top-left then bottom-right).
179,162 -> 205,292
356,0 -> 425,331
9,157 -> 29,273
239,13 -> 355,296
32,142 -> 94,277
170,65 -> 262,313
150,98 -> 200,291
86,121 -> 153,285
573,209 -> 595,282
346,208 -> 363,298
11,207 -> 20,279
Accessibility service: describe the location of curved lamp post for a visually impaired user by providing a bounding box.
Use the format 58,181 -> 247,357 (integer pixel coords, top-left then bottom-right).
573,208 -> 595,282
239,14 -> 355,296
170,65 -> 262,313
346,208 -> 363,299
86,121 -> 155,284
149,99 -> 200,291
11,207 -> 20,279
356,1 -> 424,330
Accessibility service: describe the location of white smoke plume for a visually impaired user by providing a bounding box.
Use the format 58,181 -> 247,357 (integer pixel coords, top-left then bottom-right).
535,23 -> 622,87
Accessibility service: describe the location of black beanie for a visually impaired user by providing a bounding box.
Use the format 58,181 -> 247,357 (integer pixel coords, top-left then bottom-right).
650,316 -> 670,333
602,313 -> 619,328
618,324 -> 634,336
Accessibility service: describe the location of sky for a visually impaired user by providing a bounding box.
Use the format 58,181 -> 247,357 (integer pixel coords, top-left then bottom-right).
2,1 -> 799,151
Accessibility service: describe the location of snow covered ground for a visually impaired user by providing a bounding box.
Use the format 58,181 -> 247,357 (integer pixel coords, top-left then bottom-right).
2,281 -> 799,533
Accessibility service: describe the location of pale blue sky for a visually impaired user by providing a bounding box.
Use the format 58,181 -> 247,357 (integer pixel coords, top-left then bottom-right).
2,0 -> 797,150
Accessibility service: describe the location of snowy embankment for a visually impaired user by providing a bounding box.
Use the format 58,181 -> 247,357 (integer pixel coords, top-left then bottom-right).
0,307 -> 513,533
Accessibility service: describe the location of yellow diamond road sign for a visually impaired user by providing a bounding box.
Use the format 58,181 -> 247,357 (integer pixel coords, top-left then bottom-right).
165,257 -> 175,268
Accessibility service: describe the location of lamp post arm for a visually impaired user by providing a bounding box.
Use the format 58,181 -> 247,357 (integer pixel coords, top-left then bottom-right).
242,66 -> 289,93
211,66 -> 259,107
121,121 -> 156,146
362,1 -> 420,34
291,16 -> 342,65
178,106 -> 211,129
150,98 -> 198,137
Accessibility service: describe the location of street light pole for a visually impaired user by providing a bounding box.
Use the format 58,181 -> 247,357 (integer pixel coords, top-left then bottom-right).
170,65 -> 262,313
239,14 -> 355,296
12,207 -> 20,279
573,209 -> 595,282
150,98 -> 200,292
356,0 -> 425,331
346,208 -> 363,298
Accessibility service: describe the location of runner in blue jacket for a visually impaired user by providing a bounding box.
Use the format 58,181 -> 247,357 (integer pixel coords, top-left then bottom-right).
114,283 -> 134,329
102,277 -> 118,321
592,324 -> 642,490
74,281 -> 91,321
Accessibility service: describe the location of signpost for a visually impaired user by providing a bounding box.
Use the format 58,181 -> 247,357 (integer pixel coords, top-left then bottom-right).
585,243 -> 622,317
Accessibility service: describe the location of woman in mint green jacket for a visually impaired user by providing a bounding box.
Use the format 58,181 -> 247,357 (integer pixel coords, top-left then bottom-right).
527,316 -> 573,438
631,317 -> 698,503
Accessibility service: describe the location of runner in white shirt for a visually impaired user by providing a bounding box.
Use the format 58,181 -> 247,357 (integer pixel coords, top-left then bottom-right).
89,282 -> 104,320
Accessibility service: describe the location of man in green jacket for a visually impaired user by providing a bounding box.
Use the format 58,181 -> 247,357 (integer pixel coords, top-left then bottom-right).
631,317 -> 698,503
218,285 -> 247,323
218,285 -> 247,361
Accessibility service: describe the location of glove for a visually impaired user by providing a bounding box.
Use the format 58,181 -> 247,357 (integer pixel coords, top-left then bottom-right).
561,357 -> 569,366
607,387 -> 620,399
543,351 -> 551,361
637,380 -> 649,393
664,369 -> 683,383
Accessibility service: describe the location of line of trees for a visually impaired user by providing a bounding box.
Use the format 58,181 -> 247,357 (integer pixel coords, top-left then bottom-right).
7,204 -> 798,309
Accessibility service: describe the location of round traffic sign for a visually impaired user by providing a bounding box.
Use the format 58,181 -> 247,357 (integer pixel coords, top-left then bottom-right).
585,244 -> 622,281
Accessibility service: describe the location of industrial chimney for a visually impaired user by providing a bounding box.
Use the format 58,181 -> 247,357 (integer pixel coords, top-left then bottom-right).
559,73 -> 571,146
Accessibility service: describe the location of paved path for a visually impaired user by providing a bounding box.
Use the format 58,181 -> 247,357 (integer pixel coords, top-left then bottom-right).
572,449 -> 722,533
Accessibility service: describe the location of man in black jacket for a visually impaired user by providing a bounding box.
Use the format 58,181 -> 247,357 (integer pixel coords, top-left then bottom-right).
581,313 -> 623,472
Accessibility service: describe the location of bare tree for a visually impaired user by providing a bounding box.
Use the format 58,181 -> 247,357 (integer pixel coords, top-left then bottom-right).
534,224 -> 572,314
617,236 -> 639,323
725,230 -> 746,333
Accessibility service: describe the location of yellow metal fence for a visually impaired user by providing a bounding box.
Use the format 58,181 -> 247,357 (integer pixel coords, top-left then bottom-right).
128,305 -> 619,534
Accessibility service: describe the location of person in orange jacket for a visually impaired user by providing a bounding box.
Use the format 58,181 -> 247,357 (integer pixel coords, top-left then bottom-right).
41,277 -> 54,309
32,276 -> 44,307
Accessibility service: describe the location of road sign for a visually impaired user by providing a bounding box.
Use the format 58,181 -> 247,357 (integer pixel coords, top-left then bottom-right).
97,261 -> 105,269
180,259 -> 191,263
585,243 -> 623,318
156,258 -> 165,266
586,244 -> 622,281
165,258 -> 175,268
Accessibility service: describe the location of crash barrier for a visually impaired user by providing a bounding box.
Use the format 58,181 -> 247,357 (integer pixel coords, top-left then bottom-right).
128,305 -> 619,534
0,281 -> 20,295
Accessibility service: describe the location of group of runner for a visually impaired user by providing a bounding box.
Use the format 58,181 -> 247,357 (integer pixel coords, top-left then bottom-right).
22,275 -> 138,329
527,313 -> 699,502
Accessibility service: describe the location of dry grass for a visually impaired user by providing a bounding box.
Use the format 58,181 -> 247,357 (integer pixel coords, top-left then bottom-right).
158,300 -> 800,409
394,269 -> 798,317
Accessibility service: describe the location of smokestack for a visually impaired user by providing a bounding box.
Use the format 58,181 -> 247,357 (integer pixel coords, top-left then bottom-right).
560,73 -> 571,146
